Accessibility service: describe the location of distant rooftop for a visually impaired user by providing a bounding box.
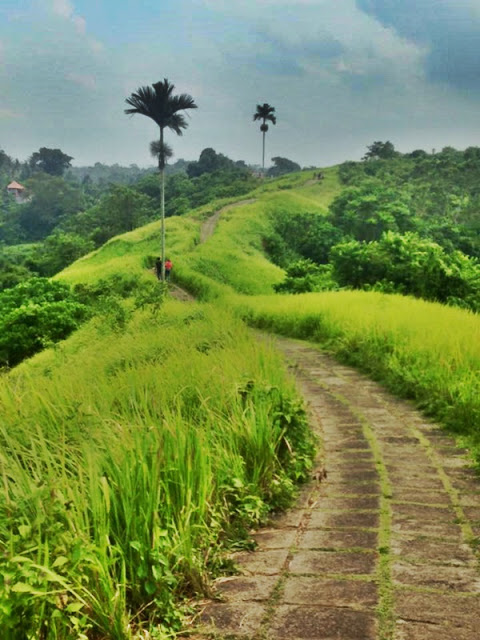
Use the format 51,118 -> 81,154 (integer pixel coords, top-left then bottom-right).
7,181 -> 25,190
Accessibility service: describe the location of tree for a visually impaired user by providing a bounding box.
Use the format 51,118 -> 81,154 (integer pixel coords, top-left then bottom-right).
29,147 -> 73,176
267,156 -> 301,177
18,174 -> 85,241
187,147 -> 238,178
253,103 -> 276,172
125,78 -> 197,280
362,141 -> 396,161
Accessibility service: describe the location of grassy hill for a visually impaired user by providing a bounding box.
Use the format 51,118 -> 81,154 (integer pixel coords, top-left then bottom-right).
2,164 -> 480,638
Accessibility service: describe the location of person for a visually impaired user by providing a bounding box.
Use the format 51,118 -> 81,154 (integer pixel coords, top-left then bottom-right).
164,258 -> 172,281
155,257 -> 162,280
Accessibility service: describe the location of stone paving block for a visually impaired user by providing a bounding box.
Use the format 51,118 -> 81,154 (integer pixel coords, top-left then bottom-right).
252,529 -> 297,550
213,575 -> 278,602
394,590 -> 480,629
331,450 -> 375,462
389,488 -> 451,504
391,536 -> 474,566
326,480 -> 381,494
393,620 -> 478,640
270,604 -> 377,639
281,577 -> 378,608
314,496 -> 380,510
268,509 -> 305,528
234,549 -> 289,576
326,470 -> 379,483
462,506 -> 480,522
392,562 -> 480,591
298,528 -> 378,550
388,474 -> 445,491
309,509 -> 379,530
458,494 -> 480,507
393,503 -> 455,523
391,516 -> 461,539
199,601 -> 265,636
289,550 -> 376,575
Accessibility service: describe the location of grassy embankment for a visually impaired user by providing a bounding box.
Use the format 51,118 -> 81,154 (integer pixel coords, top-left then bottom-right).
2,166 -> 480,638
0,179 -> 322,639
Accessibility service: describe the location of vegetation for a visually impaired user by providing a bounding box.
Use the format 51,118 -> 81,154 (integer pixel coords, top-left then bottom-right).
0,300 -> 313,638
253,103 -> 276,171
125,78 -> 198,281
2,136 -> 480,638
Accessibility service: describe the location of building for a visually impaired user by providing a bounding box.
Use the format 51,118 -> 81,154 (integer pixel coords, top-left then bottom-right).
6,180 -> 28,203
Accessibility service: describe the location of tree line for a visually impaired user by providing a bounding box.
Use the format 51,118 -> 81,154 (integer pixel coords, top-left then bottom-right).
268,142 -> 480,312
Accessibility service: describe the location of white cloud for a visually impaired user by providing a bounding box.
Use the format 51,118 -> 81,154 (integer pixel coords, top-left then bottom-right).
52,0 -> 74,19
66,72 -> 96,90
73,15 -> 86,35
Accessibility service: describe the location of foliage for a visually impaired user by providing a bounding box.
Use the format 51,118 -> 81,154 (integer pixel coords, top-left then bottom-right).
264,207 -> 344,267
274,259 -> 338,294
234,289 -> 480,458
362,140 -> 397,161
0,278 -> 88,367
187,147 -> 247,178
65,185 -> 155,246
328,179 -> 417,241
31,232 -> 95,276
267,156 -> 301,177
0,302 -> 314,637
330,232 -> 480,310
14,173 -> 85,242
29,147 -> 73,176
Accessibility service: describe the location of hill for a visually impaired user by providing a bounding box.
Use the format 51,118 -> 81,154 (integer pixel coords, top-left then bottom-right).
1,155 -> 480,638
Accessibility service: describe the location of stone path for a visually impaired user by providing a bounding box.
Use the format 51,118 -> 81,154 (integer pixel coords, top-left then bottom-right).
192,337 -> 480,639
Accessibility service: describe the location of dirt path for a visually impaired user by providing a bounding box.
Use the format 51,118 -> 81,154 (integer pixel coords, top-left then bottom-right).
193,336 -> 480,639
199,199 -> 257,243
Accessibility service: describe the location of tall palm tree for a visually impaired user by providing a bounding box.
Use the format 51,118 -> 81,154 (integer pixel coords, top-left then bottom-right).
125,79 -> 197,280
253,103 -> 276,173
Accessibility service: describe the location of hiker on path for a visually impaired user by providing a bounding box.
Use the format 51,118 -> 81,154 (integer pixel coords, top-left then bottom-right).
165,258 -> 172,281
155,257 -> 162,280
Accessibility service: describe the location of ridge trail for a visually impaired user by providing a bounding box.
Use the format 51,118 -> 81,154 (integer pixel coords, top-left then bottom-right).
192,336 -> 480,640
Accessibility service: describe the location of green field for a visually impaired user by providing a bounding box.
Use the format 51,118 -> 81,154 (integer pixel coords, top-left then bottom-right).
1,166 -> 480,638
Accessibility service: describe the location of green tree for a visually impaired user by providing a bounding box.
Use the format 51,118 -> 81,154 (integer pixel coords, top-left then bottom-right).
125,78 -> 197,280
267,156 -> 301,177
32,231 -> 95,276
362,141 -> 397,161
18,174 -> 85,241
253,103 -> 276,172
328,179 -> 416,242
29,147 -> 73,176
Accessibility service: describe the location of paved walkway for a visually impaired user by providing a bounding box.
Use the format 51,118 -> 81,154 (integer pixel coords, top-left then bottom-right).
193,337 -> 480,639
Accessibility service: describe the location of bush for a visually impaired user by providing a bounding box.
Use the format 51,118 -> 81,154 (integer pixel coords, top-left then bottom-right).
0,278 -> 88,367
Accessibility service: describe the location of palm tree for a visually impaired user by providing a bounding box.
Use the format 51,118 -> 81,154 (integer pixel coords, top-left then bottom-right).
253,103 -> 276,173
125,79 -> 197,280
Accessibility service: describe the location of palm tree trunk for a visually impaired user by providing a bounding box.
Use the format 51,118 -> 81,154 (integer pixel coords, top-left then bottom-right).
160,127 -> 166,282
262,129 -> 266,172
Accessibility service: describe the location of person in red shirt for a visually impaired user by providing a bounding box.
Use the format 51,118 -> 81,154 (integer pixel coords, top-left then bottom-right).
164,258 -> 172,281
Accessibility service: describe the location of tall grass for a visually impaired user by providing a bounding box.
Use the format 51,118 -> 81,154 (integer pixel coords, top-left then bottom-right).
0,301 -> 313,638
233,290 -> 480,455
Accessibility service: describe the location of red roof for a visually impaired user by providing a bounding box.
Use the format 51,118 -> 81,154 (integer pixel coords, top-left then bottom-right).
7,181 -> 25,190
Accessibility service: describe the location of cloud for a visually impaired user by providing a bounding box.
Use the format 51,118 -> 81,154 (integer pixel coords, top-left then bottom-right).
72,15 -> 86,35
356,0 -> 480,91
66,72 -> 96,90
0,108 -> 23,120
52,0 -> 73,19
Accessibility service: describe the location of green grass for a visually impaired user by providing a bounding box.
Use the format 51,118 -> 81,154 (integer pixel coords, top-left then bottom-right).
3,161 -> 480,637
232,290 -> 480,454
0,301 -> 313,638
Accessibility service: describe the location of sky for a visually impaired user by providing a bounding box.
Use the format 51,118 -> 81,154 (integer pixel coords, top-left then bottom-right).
1,0 -> 480,169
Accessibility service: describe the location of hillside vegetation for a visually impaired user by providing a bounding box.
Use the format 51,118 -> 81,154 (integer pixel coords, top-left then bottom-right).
1,152 -> 480,638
